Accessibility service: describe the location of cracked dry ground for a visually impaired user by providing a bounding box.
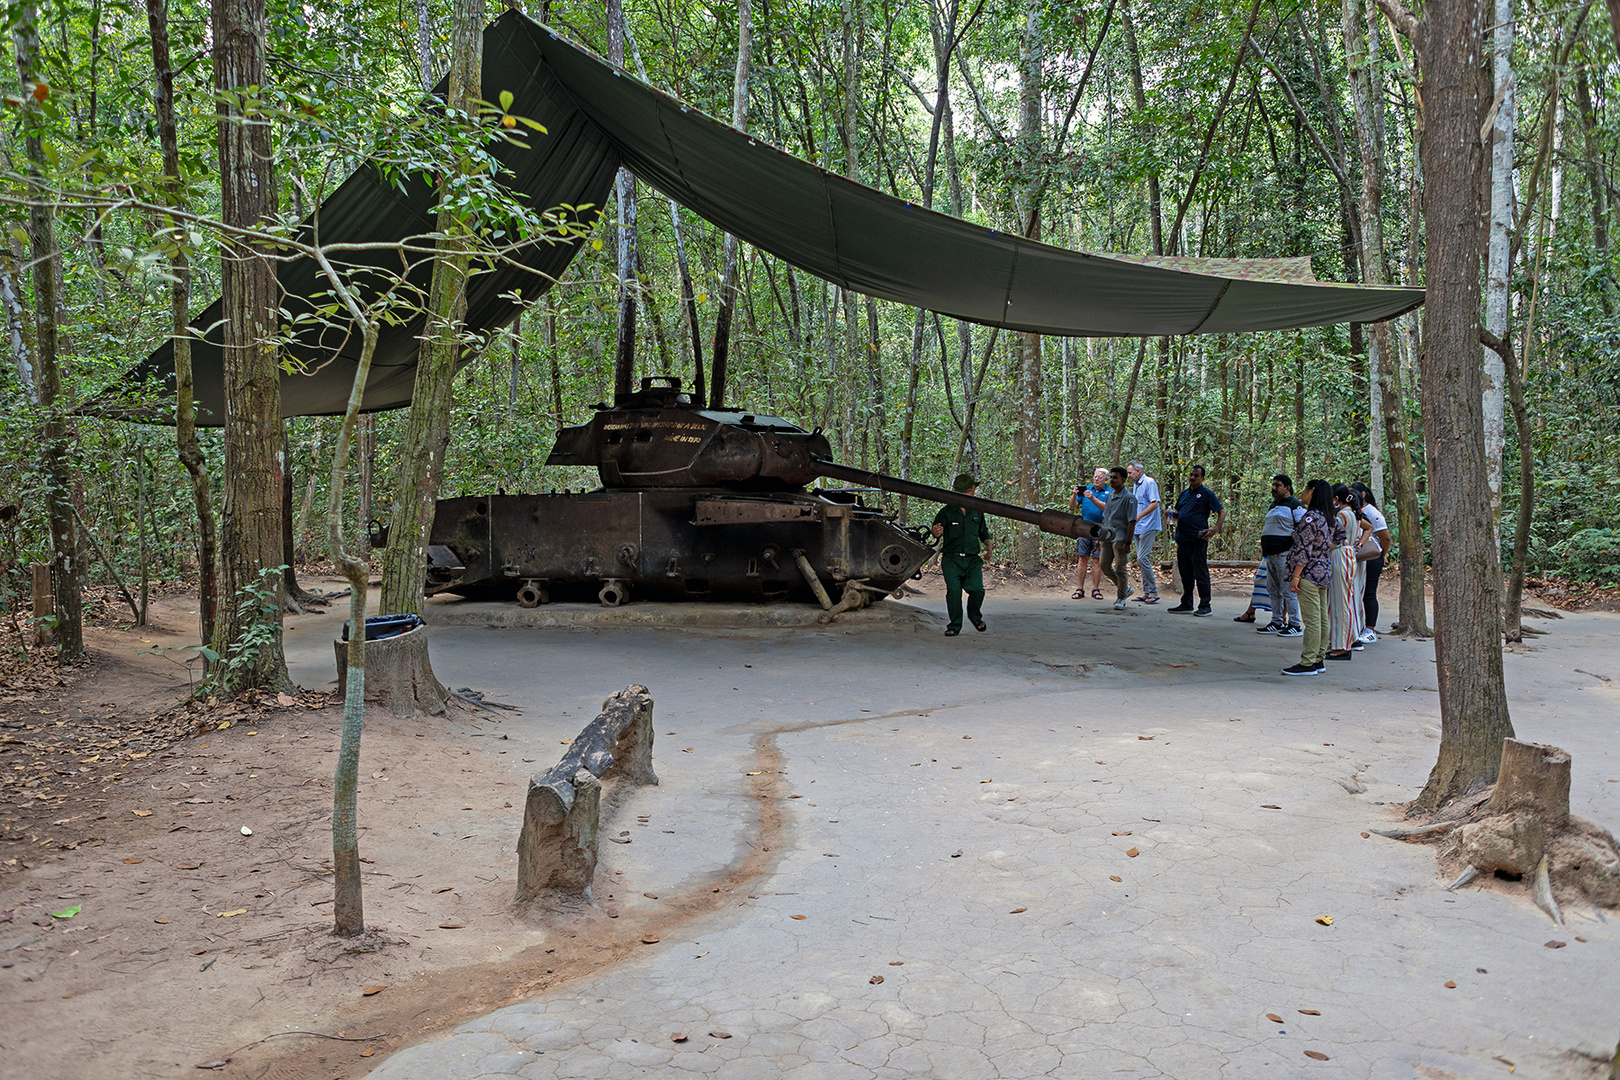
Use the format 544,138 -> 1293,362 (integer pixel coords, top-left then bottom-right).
360,592 -> 1617,1080
3,583 -> 1618,1079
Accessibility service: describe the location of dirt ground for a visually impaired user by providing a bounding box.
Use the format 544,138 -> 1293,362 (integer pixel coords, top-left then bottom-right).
0,562 -> 1605,1080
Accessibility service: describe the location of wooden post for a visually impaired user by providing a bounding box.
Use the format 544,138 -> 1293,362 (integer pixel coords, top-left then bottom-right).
30,561 -> 51,646
515,686 -> 655,904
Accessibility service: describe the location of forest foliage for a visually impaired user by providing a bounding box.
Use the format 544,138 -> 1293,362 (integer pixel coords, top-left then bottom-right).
2,0 -> 1619,637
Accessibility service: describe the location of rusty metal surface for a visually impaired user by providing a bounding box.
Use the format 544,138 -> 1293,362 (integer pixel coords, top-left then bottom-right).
431,376 -> 1092,606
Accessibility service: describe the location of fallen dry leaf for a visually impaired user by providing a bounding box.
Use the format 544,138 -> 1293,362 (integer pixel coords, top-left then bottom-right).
1444,981 -> 1457,988
1303,1050 -> 1329,1061
153,918 -> 169,924
1260,804 -> 1282,810
641,934 -> 660,944
1009,907 -> 1027,914
1576,936 -> 1589,943
195,1059 -> 229,1070
745,771 -> 763,776
175,862 -> 200,870
438,923 -> 465,929
869,975 -> 884,984
1360,832 -> 1370,838
359,1047 -> 375,1058
1315,915 -> 1333,926
1109,875 -> 1122,882
790,914 -> 808,920
1266,1013 -> 1284,1023
123,858 -> 143,864
132,810 -> 152,817
644,893 -> 659,899
216,908 -> 247,918
363,985 -> 386,996
434,887 -> 453,894
1298,1009 -> 1320,1016
1138,735 -> 1154,740
1544,940 -> 1566,949
709,1031 -> 732,1039
607,837 -> 631,844
889,961 -> 904,966
671,1033 -> 688,1042
1126,848 -> 1139,858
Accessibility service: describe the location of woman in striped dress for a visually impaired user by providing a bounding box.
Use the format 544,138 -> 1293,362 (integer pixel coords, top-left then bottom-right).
1325,485 -> 1361,661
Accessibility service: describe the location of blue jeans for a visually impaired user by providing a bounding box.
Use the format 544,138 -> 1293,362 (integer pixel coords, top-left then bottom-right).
1264,552 -> 1300,627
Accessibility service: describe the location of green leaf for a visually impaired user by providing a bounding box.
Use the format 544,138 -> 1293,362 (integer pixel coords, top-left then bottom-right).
518,117 -> 547,133
50,905 -> 81,919
499,89 -> 514,112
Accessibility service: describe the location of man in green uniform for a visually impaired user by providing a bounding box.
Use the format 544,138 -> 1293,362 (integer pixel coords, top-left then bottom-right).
931,473 -> 993,636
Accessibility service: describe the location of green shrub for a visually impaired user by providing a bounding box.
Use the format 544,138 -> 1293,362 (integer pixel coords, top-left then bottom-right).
1548,528 -> 1620,585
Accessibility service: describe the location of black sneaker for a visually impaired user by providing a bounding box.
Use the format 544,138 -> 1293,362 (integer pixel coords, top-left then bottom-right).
1256,622 -> 1282,634
1168,605 -> 1194,614
1193,607 -> 1213,617
1276,625 -> 1303,638
1282,663 -> 1320,676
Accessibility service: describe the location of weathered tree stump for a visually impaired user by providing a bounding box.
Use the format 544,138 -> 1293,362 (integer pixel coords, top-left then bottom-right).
30,562 -> 52,647
332,623 -> 448,716
1449,739 -> 1620,911
514,685 -> 656,905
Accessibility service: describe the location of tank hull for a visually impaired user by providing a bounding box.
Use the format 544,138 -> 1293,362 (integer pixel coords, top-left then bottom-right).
427,488 -> 934,605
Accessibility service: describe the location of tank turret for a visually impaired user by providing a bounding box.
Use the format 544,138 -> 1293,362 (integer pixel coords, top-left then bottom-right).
427,377 -> 1096,607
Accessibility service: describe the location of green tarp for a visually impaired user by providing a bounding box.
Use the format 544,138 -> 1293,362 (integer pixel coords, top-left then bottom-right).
121,10 -> 1422,424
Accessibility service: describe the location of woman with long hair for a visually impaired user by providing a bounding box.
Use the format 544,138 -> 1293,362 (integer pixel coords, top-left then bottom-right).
1326,484 -> 1362,660
1283,479 -> 1338,675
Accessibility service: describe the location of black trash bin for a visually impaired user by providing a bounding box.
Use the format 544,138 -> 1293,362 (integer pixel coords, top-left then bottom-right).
340,613 -> 424,642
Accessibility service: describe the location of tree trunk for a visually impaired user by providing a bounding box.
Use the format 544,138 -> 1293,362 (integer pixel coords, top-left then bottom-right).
15,7 -> 83,660
378,0 -> 484,618
1413,0 -> 1515,811
1346,0 -> 1427,635
607,0 -> 637,400
148,0 -> 217,652
1012,0 -> 1044,572
708,0 -> 752,409
212,0 -> 287,688
1481,0 -> 1513,523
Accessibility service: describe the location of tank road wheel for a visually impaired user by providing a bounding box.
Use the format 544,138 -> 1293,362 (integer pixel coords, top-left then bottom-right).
879,544 -> 910,576
598,579 -> 630,608
516,580 -> 549,608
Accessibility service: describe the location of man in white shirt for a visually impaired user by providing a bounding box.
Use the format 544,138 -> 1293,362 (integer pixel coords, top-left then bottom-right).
1126,460 -> 1161,603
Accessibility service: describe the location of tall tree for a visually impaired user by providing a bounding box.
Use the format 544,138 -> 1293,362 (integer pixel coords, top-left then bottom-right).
213,0 -> 288,689
709,0 -> 753,408
379,0 -> 486,617
1481,0 -> 1513,521
13,0 -> 82,659
608,0 -> 638,399
1344,0 -> 1428,636
148,0 -> 217,655
1011,0 -> 1043,572
1379,0 -> 1515,809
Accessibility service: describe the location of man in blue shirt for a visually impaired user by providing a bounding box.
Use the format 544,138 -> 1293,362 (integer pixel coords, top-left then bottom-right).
1168,464 -> 1224,616
1127,461 -> 1162,603
1070,467 -> 1109,599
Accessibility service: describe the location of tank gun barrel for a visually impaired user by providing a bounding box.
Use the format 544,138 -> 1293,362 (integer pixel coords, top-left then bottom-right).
811,460 -> 1097,540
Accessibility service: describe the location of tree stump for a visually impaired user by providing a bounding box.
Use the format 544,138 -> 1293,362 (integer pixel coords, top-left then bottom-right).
1451,739 -> 1620,909
514,686 -> 656,905
332,624 -> 448,716
30,562 -> 52,647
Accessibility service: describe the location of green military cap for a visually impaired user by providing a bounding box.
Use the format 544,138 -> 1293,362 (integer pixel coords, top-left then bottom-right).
951,472 -> 977,492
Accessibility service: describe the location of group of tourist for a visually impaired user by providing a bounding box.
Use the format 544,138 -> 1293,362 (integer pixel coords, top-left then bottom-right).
1067,465 -> 1392,676
931,463 -> 1393,677
1253,475 -> 1391,675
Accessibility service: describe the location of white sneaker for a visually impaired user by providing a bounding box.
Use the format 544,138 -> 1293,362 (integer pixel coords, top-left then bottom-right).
1358,630 -> 1378,644
1114,598 -> 1127,610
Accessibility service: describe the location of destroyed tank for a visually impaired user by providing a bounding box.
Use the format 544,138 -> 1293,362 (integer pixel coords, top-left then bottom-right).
424,377 -> 1097,608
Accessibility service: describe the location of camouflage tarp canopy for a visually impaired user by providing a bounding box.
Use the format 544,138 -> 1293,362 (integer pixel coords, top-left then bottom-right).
120,9 -> 1423,424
